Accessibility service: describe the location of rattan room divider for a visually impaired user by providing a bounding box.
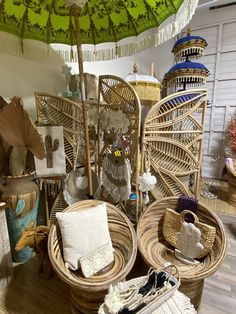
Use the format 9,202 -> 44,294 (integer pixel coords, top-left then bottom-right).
35,92 -> 86,172
35,93 -> 89,224
141,89 -> 207,200
97,75 -> 141,223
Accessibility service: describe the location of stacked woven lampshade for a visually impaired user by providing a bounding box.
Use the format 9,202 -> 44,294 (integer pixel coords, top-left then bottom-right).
164,28 -> 209,89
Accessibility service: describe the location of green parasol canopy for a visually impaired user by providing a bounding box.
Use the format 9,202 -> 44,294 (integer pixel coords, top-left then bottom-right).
0,0 -> 199,197
0,0 -> 199,61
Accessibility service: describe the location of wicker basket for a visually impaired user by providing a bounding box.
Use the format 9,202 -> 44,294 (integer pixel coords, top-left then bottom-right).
137,197 -> 226,310
99,264 -> 180,314
48,200 -> 137,313
163,209 -> 216,258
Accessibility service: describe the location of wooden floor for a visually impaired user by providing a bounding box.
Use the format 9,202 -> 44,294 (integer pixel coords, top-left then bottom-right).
1,183 -> 236,313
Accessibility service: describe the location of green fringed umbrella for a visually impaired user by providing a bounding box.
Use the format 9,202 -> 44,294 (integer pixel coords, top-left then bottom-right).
0,0 -> 199,197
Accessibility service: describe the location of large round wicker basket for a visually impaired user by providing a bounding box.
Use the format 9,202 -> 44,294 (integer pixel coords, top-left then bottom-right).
48,200 -> 137,313
137,197 -> 227,311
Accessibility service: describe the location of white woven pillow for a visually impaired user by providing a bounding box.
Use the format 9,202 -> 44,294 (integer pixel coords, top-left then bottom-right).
56,202 -> 114,277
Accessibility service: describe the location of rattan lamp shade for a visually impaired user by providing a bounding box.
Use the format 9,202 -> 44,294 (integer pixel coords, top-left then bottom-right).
125,72 -> 161,102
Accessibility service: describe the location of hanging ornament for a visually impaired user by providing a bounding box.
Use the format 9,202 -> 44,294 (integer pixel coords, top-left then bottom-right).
137,172 -> 157,204
102,153 -> 132,203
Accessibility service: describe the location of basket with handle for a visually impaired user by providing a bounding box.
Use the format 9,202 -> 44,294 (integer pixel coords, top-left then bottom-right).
163,208 -> 216,259
99,264 -> 180,314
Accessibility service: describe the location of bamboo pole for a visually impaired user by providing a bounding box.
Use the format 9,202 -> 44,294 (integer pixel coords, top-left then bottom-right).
70,5 -> 93,198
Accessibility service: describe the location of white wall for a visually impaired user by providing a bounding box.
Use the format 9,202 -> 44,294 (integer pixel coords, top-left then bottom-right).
0,33 -> 65,120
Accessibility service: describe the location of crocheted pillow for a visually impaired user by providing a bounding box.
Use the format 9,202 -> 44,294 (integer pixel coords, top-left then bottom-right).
56,202 -> 114,277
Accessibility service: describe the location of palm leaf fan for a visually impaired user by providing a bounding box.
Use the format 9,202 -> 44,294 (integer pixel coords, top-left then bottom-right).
0,96 -> 45,160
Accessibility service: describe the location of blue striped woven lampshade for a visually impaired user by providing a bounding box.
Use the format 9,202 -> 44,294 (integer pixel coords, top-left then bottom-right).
165,60 -> 209,87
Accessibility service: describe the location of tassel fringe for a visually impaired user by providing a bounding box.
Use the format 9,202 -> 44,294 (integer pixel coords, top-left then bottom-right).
0,0 -> 198,62
102,155 -> 132,202
54,0 -> 199,62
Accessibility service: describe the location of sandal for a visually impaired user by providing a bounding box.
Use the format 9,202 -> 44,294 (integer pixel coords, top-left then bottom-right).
200,190 -> 217,200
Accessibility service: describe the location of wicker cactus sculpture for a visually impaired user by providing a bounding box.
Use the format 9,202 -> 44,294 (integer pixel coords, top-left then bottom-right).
45,135 -> 59,168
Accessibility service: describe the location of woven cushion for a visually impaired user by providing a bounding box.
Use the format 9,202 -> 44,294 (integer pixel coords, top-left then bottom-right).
56,202 -> 114,276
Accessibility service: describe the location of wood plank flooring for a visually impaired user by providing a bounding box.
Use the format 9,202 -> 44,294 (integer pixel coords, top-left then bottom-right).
199,212 -> 236,314
1,194 -> 236,313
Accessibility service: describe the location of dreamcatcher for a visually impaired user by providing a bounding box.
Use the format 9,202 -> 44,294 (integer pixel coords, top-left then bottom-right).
98,75 -> 141,222
102,152 -> 132,203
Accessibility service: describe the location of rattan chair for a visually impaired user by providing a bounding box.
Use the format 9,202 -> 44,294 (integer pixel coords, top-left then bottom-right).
48,200 -> 137,313
137,197 -> 227,310
141,89 -> 207,200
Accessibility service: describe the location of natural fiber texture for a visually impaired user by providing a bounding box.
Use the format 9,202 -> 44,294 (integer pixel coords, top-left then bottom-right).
163,208 -> 216,259
141,89 -> 207,200
102,154 -> 132,202
125,81 -> 161,102
137,197 -> 226,310
48,200 -> 137,313
98,75 -> 141,222
50,191 -> 68,226
99,264 -> 180,314
35,92 -> 87,172
0,96 -> 45,160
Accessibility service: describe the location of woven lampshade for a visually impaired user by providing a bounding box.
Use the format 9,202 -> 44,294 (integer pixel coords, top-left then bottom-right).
165,60 -> 209,87
172,28 -> 208,61
125,65 -> 161,102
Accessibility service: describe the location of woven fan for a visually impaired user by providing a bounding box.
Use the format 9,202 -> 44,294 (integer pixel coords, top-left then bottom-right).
0,96 -> 45,160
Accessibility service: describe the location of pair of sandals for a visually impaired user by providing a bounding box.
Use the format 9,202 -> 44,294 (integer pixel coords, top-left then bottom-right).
201,182 -> 218,200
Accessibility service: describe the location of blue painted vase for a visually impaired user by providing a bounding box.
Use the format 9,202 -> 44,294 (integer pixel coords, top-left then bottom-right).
0,174 -> 39,262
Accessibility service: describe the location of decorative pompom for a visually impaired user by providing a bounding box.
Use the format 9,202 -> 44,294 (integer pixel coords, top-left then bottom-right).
137,172 -> 157,192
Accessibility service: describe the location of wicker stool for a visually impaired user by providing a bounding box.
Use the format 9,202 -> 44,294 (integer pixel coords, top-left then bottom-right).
137,197 -> 226,311
48,200 -> 137,314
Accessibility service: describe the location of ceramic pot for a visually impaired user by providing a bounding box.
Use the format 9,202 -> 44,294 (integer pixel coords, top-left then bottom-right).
0,174 -> 39,262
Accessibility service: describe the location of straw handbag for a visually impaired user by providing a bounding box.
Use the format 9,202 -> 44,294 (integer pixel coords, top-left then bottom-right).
163,208 -> 216,259
99,264 -> 180,314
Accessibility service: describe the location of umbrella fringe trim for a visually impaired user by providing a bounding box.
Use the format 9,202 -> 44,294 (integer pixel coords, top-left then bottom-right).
0,0 -> 198,62
55,0 -> 199,62
0,32 -> 62,62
